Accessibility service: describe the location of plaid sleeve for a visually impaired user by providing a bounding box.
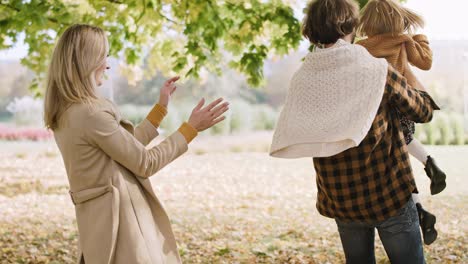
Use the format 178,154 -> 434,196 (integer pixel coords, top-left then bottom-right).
385,65 -> 440,123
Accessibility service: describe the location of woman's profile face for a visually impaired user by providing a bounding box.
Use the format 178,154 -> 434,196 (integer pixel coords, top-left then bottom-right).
95,38 -> 110,86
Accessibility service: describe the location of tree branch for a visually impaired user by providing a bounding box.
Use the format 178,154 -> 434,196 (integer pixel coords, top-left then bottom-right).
0,3 -> 20,12
104,0 -> 180,25
135,0 -> 146,25
0,3 -> 69,26
206,0 -> 227,31
154,0 -> 181,25
157,10 -> 180,25
106,0 -> 124,4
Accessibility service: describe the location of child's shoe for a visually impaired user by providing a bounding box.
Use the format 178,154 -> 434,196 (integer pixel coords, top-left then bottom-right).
424,156 -> 447,195
416,203 -> 438,245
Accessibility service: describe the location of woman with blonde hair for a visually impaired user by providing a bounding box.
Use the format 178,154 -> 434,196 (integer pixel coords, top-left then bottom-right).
356,0 -> 446,245
44,24 -> 229,263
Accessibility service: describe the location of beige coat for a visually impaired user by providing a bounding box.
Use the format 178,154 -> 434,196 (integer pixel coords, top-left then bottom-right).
54,99 -> 188,264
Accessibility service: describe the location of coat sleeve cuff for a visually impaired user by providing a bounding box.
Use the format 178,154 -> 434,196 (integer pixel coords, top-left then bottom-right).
177,122 -> 198,144
146,104 -> 167,128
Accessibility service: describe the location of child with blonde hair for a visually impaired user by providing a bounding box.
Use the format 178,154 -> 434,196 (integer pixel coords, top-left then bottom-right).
357,0 -> 446,245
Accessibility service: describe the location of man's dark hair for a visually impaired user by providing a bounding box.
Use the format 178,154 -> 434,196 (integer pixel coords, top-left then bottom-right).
302,0 -> 359,45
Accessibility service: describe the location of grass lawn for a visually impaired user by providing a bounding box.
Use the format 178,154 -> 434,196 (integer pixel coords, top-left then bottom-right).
0,138 -> 466,263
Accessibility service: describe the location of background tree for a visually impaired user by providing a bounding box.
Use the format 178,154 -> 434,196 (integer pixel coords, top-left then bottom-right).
0,0 -> 393,95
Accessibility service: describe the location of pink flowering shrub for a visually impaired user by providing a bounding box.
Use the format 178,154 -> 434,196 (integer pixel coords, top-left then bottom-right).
0,124 -> 53,141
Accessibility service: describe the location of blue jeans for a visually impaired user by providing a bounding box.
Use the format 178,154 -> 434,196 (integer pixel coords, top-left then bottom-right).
335,199 -> 425,264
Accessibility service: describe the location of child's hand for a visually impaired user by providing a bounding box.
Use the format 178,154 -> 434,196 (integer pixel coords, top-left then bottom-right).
158,76 -> 180,107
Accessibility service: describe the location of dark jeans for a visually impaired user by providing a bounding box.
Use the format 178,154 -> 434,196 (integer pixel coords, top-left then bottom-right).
335,199 -> 425,264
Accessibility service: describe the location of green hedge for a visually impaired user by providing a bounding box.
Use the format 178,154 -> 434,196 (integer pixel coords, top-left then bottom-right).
415,112 -> 467,145
119,103 -> 466,145
119,99 -> 279,135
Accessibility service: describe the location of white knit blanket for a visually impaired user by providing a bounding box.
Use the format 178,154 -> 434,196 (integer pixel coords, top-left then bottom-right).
270,39 -> 388,158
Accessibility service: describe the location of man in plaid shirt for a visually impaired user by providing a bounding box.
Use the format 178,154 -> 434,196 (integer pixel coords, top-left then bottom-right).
300,0 -> 439,263
314,68 -> 439,223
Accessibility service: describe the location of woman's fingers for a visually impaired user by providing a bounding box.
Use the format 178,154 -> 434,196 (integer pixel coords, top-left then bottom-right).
168,83 -> 177,94
210,105 -> 229,120
203,98 -> 224,112
170,87 -> 176,95
211,116 -> 226,126
194,98 -> 205,111
165,76 -> 180,85
210,102 -> 229,116
189,98 -> 228,131
166,81 -> 176,88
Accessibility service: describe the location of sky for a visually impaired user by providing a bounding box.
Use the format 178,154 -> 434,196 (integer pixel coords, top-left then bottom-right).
404,0 -> 468,40
0,0 -> 467,61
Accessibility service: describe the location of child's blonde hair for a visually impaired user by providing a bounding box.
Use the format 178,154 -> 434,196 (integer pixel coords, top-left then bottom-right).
358,0 -> 424,37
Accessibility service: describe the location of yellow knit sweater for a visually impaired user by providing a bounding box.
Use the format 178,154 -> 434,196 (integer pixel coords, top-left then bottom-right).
357,34 -> 432,87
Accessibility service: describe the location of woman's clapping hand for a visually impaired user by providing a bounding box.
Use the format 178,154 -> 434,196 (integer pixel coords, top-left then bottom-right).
158,76 -> 180,107
188,98 -> 229,132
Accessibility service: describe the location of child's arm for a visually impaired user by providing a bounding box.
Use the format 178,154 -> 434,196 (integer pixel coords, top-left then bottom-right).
406,34 -> 433,70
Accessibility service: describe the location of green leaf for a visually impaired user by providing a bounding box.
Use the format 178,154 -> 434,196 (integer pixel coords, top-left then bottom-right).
2,0 -> 400,93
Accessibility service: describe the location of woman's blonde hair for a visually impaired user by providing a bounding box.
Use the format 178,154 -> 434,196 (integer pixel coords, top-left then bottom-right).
44,24 -> 108,130
358,0 -> 424,37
